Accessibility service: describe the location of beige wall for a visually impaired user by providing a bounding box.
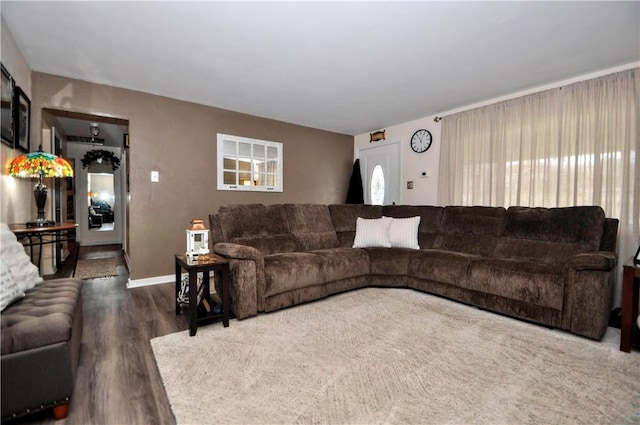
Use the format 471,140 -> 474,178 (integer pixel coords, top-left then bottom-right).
31,72 -> 354,279
1,16 -> 34,225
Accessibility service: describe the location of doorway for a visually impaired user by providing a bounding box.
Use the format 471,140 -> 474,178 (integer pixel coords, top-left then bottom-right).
43,109 -> 129,249
358,142 -> 401,205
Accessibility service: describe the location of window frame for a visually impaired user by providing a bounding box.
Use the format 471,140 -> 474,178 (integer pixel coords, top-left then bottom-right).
217,133 -> 283,192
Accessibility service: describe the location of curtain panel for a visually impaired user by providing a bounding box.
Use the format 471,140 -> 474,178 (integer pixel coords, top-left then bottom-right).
438,68 -> 639,306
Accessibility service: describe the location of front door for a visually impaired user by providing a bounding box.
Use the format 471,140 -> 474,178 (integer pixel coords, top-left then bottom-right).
358,142 -> 400,205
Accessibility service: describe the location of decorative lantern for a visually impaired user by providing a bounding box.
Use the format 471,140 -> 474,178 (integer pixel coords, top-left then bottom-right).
186,219 -> 210,259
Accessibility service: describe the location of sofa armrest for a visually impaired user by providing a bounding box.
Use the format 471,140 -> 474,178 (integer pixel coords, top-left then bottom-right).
214,242 -> 262,261
561,251 -> 617,340
565,251 -> 617,271
213,242 -> 264,319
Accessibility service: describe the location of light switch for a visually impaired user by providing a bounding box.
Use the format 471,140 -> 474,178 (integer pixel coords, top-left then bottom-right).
151,171 -> 160,182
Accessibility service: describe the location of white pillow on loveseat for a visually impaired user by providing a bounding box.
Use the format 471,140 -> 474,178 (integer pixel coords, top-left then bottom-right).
0,223 -> 42,293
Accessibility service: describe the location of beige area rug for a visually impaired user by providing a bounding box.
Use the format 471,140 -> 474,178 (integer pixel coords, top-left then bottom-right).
74,257 -> 118,279
151,288 -> 640,425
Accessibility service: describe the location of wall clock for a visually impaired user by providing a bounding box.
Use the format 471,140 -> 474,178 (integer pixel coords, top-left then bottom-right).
410,129 -> 432,153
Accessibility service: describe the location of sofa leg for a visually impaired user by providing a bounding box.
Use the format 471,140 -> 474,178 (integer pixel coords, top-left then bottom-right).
52,403 -> 69,420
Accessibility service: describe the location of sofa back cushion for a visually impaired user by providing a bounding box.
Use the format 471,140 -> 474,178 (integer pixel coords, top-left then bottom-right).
213,204 -> 296,255
495,206 -> 607,265
433,206 -> 506,256
503,206 -> 605,250
383,205 -> 444,249
284,204 -> 339,251
328,205 -> 383,247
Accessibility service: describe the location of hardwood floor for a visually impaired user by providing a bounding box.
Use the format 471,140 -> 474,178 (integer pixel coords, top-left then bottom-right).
12,245 -> 187,425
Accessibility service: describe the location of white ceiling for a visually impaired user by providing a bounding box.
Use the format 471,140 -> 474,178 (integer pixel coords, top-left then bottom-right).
2,1 -> 639,136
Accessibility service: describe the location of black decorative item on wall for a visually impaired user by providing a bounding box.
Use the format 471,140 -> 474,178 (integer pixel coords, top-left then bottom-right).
1,63 -> 14,147
13,86 -> 30,152
81,149 -> 121,171
410,129 -> 432,153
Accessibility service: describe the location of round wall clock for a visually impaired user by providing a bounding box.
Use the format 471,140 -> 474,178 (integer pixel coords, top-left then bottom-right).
410,129 -> 432,153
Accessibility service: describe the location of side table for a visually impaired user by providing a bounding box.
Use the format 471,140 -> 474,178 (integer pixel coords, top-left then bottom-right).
620,258 -> 639,352
175,254 -> 230,336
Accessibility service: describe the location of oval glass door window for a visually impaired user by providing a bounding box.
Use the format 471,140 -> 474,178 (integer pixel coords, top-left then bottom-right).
370,164 -> 385,205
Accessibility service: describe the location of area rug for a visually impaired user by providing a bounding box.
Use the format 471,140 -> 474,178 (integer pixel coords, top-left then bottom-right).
151,288 -> 640,425
74,257 -> 117,279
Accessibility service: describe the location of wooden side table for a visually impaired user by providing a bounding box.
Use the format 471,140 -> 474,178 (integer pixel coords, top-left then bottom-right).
175,254 -> 230,336
620,258 -> 639,352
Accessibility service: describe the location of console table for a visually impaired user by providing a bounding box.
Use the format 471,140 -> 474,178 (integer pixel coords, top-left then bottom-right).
10,222 -> 78,272
620,257 -> 639,352
175,254 -> 230,336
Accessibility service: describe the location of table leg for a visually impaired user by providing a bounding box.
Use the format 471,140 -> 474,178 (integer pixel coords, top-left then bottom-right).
175,260 -> 181,315
620,266 -> 637,352
189,269 -> 198,336
221,265 -> 230,328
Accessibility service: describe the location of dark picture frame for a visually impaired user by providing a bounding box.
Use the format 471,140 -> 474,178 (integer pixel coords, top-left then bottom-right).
1,63 -> 14,147
123,133 -> 129,149
634,245 -> 640,266
13,86 -> 30,152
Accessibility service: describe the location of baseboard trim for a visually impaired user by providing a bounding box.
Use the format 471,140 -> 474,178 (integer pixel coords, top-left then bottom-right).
127,274 -> 173,289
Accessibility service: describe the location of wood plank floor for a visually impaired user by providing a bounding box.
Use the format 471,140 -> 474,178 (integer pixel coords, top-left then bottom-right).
11,245 -> 187,425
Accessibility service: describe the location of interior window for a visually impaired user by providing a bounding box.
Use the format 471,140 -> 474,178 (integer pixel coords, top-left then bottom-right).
217,133 -> 283,192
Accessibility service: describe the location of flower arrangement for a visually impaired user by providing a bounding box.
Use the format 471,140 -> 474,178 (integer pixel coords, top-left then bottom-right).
81,149 -> 120,171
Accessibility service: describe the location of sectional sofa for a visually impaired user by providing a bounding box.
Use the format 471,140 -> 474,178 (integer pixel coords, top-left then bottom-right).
210,204 -> 618,340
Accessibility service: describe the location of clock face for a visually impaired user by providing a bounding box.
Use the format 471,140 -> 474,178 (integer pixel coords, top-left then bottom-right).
410,129 -> 432,153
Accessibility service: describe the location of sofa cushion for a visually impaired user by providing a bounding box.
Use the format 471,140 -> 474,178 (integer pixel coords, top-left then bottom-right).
495,238 -> 593,265
1,279 -> 82,355
312,248 -> 370,282
503,206 -> 605,250
466,259 -> 564,310
217,204 -> 296,255
383,205 -> 444,249
284,204 -> 339,251
264,253 -> 324,296
328,204 -> 383,247
353,217 -> 392,248
264,248 -> 369,297
432,206 -> 506,256
368,247 -> 412,276
407,249 -> 479,286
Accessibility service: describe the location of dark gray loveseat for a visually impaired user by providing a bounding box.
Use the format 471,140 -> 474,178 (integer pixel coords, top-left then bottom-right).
210,204 -> 618,340
1,278 -> 83,422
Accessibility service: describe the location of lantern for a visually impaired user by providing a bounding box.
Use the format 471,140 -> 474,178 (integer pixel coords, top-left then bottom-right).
186,219 -> 210,259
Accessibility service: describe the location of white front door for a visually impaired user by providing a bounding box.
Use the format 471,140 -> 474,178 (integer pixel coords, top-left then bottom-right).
358,142 -> 400,205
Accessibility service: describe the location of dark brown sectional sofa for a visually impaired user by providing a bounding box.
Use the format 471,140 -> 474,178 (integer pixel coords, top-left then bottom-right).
210,204 -> 618,340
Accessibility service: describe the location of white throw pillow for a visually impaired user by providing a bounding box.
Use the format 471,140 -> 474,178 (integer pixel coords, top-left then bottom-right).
0,261 -> 25,311
0,223 -> 43,292
352,217 -> 392,248
387,216 -> 421,250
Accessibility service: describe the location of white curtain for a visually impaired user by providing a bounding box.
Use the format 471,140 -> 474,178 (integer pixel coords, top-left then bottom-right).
438,68 -> 639,306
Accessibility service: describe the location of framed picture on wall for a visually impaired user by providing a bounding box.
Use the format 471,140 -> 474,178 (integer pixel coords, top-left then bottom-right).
13,86 -> 30,152
634,245 -> 640,266
1,63 -> 14,147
